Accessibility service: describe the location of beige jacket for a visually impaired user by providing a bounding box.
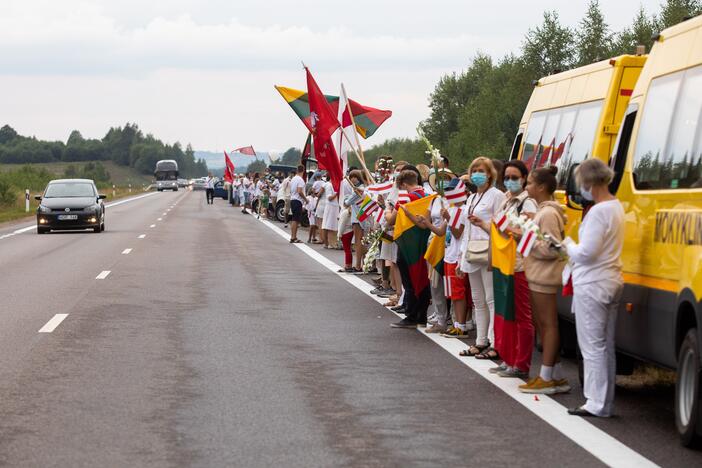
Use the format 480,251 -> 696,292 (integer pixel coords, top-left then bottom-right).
524,200 -> 567,288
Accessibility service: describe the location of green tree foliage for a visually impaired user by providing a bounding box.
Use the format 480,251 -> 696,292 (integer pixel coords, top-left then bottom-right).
279,147 -> 302,166
0,165 -> 55,205
0,123 -> 208,178
659,0 -> 701,29
575,1 -> 613,65
246,159 -> 268,174
369,2 -> 699,172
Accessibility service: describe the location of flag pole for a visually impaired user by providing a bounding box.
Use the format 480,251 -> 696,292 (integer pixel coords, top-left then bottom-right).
341,83 -> 375,184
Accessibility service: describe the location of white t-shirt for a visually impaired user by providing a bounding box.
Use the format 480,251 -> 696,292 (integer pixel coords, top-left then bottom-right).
566,199 -> 625,286
206,177 -> 215,189
445,206 -> 467,264
280,177 -> 291,199
313,180 -> 326,212
242,178 -> 252,194
324,181 -> 339,207
290,175 -> 306,202
460,186 -> 506,273
271,179 -> 280,197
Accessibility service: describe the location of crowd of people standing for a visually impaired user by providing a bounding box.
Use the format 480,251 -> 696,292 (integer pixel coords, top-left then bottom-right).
222,154 -> 624,419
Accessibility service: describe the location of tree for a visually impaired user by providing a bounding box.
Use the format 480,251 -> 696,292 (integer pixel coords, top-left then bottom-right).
575,0 -> 613,65
659,0 -> 701,29
0,125 -> 19,145
613,6 -> 658,55
522,11 -> 576,78
279,147 -> 302,166
246,159 -> 268,174
67,130 -> 85,146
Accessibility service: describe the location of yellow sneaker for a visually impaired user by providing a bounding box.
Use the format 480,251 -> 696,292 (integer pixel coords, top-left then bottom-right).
518,376 -> 558,394
554,379 -> 571,394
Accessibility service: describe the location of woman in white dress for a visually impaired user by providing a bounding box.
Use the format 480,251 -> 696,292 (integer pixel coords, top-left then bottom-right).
322,179 -> 339,249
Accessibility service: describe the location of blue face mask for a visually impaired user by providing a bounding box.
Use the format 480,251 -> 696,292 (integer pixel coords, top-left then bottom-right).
580,186 -> 594,201
504,179 -> 523,194
470,172 -> 488,187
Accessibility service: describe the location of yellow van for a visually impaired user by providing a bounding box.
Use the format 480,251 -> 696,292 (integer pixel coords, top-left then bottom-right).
511,54 -> 646,239
562,15 -> 702,445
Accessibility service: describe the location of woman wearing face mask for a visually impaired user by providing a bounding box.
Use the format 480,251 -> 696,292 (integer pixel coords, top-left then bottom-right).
518,166 -> 569,395
489,160 -> 538,375
561,159 -> 624,417
457,157 -> 505,357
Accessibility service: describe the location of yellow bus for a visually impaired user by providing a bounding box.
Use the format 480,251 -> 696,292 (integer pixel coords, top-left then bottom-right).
510,54 -> 646,239
562,15 -> 702,445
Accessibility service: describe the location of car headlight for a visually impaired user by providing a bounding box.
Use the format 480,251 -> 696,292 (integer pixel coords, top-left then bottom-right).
38,205 -> 52,213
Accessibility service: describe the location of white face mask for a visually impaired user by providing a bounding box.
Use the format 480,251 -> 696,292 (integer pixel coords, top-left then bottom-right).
580,186 -> 594,201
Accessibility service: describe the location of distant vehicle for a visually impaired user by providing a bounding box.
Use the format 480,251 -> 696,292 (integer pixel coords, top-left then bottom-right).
35,179 -> 106,234
177,178 -> 189,188
192,177 -> 207,191
271,158 -> 317,226
213,180 -> 228,200
154,160 -> 179,192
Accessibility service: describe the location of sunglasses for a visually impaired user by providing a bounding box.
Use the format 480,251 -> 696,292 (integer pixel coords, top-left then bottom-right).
504,175 -> 522,181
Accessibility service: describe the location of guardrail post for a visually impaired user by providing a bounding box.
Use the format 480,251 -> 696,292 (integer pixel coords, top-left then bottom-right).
112,184 -> 116,198
25,189 -> 30,212
128,184 -> 132,193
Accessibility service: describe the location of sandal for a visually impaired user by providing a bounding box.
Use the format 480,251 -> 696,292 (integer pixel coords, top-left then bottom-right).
337,267 -> 354,273
383,299 -> 398,307
290,238 -> 302,244
459,343 -> 489,357
475,348 -> 500,360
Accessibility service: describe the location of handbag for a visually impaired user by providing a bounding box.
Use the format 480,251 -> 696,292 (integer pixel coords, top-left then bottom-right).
466,239 -> 490,265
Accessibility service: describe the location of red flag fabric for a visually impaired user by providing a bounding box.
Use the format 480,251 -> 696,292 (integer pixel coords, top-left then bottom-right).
234,146 -> 256,156
306,67 -> 343,192
224,151 -> 235,183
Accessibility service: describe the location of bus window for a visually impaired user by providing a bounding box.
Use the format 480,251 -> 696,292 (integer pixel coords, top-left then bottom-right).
522,112 -> 546,170
556,100 -> 603,189
535,109 -> 562,168
632,72 -> 681,189
551,105 -> 577,167
663,66 -> 702,189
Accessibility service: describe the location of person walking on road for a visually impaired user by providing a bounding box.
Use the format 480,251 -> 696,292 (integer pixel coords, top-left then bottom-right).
205,173 -> 215,205
562,159 -> 624,418
289,165 -> 307,244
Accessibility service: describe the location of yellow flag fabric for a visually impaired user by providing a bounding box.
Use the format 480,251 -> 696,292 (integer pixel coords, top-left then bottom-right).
393,194 -> 437,240
424,233 -> 445,272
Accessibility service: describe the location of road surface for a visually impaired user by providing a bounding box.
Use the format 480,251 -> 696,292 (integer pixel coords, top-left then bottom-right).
0,190 -> 699,467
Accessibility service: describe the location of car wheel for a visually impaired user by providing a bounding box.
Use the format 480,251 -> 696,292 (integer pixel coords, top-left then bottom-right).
275,202 -> 286,222
93,225 -> 101,233
676,328 -> 701,447
37,227 -> 48,234
174,188 -> 178,192
101,222 -> 105,232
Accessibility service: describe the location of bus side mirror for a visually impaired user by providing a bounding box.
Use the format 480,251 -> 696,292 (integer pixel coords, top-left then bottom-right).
565,163 -> 584,210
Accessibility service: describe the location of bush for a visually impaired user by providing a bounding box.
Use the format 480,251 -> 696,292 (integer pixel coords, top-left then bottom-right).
0,179 -> 14,205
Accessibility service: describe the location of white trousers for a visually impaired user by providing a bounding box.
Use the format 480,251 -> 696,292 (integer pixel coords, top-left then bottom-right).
573,281 -> 622,417
468,265 -> 494,346
430,272 -> 449,326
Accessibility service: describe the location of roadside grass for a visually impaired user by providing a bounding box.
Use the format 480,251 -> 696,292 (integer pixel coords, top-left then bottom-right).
0,161 -> 152,187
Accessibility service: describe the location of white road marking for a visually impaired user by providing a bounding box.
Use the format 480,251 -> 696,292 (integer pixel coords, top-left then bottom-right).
157,218 -> 162,221
162,212 -> 167,216
95,270 -> 111,280
256,217 -> 658,468
150,224 -> 156,228
39,314 -> 69,333
0,192 -> 158,242
122,248 -> 132,255
138,234 -> 146,239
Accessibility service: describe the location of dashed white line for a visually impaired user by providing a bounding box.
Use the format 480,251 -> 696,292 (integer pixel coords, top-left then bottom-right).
150,224 -> 156,228
95,270 -> 111,280
39,314 -> 69,333
157,218 -> 162,221
255,217 -> 658,468
122,248 -> 132,255
138,234 -> 146,239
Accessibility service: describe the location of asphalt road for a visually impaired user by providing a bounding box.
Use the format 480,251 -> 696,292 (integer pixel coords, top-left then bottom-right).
0,190 -> 699,467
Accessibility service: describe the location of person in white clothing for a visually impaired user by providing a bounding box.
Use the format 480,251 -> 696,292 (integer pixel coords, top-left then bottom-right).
458,157 -> 505,357
321,178 -> 339,248
279,173 -> 292,227
205,173 -> 215,205
562,158 -> 625,418
288,165 -> 308,243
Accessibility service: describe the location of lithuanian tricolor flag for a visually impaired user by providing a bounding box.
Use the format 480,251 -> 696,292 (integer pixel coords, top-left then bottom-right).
394,194 -> 436,297
424,234 -> 445,276
491,223 -> 516,354
274,86 -> 392,138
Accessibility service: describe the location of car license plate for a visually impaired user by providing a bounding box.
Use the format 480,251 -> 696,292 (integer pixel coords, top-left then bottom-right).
58,214 -> 78,220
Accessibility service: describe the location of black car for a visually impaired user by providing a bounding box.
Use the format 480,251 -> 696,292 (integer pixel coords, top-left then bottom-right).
35,179 -> 106,234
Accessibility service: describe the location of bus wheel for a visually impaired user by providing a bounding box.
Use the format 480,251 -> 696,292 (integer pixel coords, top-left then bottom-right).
676,328 -> 701,447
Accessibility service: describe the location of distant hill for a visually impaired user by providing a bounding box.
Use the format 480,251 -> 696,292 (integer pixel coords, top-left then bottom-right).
195,151 -> 275,172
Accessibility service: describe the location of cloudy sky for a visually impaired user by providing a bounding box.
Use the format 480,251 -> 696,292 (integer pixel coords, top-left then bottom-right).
1,0 -> 660,153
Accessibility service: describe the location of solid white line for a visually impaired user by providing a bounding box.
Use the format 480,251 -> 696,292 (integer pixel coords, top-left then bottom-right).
0,192 -> 158,241
95,270 -> 111,280
255,217 -> 658,468
39,314 -> 69,333
122,248 -> 132,255
138,234 -> 146,239
149,224 -> 156,228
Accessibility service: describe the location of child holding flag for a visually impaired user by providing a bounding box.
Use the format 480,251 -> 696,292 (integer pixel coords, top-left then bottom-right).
518,166 -> 569,395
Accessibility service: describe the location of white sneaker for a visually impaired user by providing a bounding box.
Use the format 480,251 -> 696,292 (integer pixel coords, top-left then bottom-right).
465,320 -> 475,331
427,313 -> 438,325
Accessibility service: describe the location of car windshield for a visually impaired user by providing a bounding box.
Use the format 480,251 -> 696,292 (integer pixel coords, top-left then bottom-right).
44,183 -> 95,198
